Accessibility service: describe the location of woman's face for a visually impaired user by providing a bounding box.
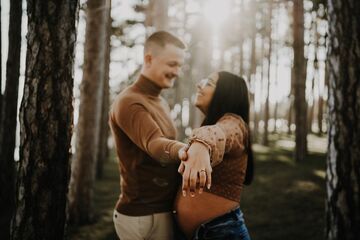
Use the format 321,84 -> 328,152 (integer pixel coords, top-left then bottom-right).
194,72 -> 218,114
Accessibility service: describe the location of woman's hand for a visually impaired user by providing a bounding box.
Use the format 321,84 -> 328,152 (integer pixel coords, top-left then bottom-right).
178,145 -> 189,161
181,142 -> 212,197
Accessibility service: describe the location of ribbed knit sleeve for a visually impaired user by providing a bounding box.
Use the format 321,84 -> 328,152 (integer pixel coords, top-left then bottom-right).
110,97 -> 185,163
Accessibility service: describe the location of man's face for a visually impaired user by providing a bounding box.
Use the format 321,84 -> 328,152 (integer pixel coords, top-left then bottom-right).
145,44 -> 185,89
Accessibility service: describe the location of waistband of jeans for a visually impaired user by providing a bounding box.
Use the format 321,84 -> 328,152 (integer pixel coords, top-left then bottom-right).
201,206 -> 243,228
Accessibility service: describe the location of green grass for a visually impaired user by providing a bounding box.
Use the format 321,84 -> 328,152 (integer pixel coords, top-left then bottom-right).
70,134 -> 327,240
242,134 -> 326,240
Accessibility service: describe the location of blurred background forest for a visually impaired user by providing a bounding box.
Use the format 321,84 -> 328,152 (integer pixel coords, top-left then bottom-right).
1,0 -> 359,240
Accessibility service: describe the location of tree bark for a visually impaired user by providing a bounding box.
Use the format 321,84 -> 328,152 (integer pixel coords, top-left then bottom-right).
0,1 -> 22,239
293,0 -> 307,161
326,0 -> 360,239
68,0 -> 109,224
96,0 -> 112,179
11,1 -> 79,239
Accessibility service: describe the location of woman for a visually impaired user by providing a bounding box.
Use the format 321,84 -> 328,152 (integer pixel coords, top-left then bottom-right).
175,71 -> 254,240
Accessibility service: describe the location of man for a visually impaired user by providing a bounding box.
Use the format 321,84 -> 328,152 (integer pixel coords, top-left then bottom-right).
109,31 -> 211,240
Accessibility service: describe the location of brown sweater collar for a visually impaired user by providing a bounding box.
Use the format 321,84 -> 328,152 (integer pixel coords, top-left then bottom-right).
134,74 -> 162,97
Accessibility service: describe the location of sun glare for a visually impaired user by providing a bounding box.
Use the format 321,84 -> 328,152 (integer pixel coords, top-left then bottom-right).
203,0 -> 231,29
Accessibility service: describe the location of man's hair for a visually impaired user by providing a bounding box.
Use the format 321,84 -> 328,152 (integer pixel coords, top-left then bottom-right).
144,31 -> 186,54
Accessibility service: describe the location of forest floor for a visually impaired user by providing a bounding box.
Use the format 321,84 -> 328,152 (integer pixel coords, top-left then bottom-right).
69,133 -> 327,240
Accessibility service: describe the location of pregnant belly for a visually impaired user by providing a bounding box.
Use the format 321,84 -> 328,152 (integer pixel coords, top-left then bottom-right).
174,190 -> 239,238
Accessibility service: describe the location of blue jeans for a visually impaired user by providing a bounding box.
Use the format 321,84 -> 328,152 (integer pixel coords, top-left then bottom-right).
174,207 -> 251,240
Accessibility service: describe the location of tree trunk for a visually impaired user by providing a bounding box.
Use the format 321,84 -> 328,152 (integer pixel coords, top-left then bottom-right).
68,0 -> 109,224
145,0 -> 168,31
188,17 -> 212,131
308,71 -> 315,133
96,0 -> 112,179
238,0 -> 245,76
258,36 -> 266,143
287,64 -> 295,134
326,0 -> 360,239
308,13 -> 318,134
0,1 -> 22,239
317,95 -> 324,134
152,0 -> 168,31
273,40 -> 279,134
0,2 -> 2,123
11,1 -> 79,239
248,0 -> 257,141
293,0 -> 307,162
317,60 -> 329,135
318,63 -> 327,135
263,0 -> 273,146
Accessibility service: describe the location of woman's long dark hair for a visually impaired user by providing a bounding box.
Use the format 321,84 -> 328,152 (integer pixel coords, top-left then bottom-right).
202,71 -> 254,185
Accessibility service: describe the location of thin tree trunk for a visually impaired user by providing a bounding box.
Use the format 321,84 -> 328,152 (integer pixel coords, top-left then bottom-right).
287,2 -> 296,136
189,15 -> 212,130
287,100 -> 293,134
177,1 -> 195,139
152,0 -> 168,31
326,0 -> 360,239
272,5 -> 281,135
248,1 -> 257,141
293,0 -> 307,162
11,1 -> 79,239
146,0 -> 168,31
317,66 -> 324,135
258,34 -> 267,140
257,36 -> 266,144
263,58 -> 270,145
287,63 -> 295,134
308,13 -> 318,134
263,0 -> 273,146
273,55 -> 279,134
239,42 -> 244,75
317,95 -> 324,134
0,1 -> 22,239
238,0 -> 245,76
68,0 -> 109,224
308,71 -> 315,133
96,0 -> 112,179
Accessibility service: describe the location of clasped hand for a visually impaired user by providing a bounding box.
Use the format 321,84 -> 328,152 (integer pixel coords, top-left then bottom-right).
178,142 -> 212,197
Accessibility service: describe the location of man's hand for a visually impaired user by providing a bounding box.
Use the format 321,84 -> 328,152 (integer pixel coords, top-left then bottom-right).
180,142 -> 212,197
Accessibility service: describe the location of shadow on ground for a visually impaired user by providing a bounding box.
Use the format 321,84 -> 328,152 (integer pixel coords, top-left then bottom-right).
242,134 -> 326,240
69,134 -> 326,240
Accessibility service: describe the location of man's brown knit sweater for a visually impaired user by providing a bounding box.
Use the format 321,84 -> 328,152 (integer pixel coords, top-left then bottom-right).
109,75 -> 185,216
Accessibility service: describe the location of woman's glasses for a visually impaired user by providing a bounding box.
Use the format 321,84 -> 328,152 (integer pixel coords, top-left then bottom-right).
198,78 -> 216,89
